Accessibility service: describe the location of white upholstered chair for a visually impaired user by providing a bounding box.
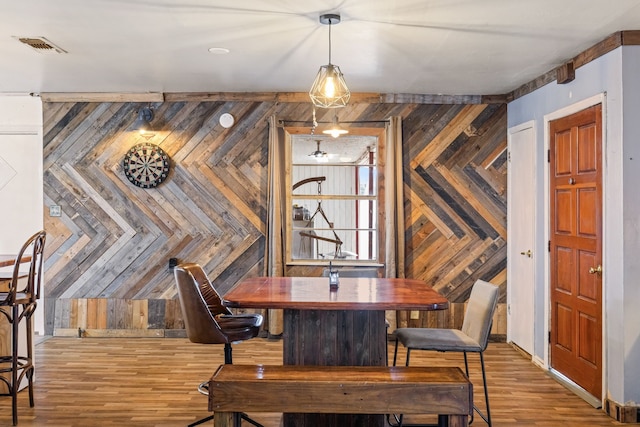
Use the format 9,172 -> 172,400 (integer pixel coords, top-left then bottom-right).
392,279 -> 499,426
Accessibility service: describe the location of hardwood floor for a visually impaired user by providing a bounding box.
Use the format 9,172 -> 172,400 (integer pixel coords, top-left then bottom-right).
0,336 -> 631,426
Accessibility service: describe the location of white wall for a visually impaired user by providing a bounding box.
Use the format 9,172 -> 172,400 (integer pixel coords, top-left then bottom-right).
620,46 -> 640,404
0,94 -> 44,334
507,46 -> 640,406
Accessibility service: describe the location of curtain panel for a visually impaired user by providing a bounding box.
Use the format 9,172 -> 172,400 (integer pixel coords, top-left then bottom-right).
264,115 -> 285,335
384,116 -> 404,331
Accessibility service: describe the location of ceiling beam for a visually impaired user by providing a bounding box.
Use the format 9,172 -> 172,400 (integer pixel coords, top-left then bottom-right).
38,91 -> 507,105
38,92 -> 165,103
508,30 -> 640,102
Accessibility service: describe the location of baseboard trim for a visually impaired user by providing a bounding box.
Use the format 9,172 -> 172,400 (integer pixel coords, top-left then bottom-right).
532,354 -> 546,369
605,398 -> 640,423
53,328 -> 181,338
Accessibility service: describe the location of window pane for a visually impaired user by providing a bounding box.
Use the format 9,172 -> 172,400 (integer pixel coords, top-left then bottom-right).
288,132 -> 381,264
291,227 -> 378,261
292,198 -> 377,229
357,166 -> 376,195
293,137 -> 376,166
292,198 -> 377,261
292,165 -> 376,196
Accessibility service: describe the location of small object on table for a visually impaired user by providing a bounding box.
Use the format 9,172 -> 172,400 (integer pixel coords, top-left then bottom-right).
328,261 -> 339,288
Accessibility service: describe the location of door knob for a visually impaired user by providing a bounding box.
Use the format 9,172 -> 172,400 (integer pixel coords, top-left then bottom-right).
520,250 -> 532,258
588,265 -> 602,275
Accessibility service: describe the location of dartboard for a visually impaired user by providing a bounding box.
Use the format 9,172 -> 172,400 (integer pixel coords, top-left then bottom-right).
123,143 -> 171,188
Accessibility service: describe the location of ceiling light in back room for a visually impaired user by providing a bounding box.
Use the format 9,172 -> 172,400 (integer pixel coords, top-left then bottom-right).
323,115 -> 348,138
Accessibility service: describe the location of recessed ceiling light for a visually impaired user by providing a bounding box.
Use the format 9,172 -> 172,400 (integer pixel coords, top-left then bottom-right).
208,47 -> 230,54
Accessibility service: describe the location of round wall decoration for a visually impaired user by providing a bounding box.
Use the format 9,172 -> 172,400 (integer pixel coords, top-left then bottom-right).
219,112 -> 235,128
123,143 -> 171,188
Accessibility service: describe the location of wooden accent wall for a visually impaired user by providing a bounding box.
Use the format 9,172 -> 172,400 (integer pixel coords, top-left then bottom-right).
42,99 -> 506,337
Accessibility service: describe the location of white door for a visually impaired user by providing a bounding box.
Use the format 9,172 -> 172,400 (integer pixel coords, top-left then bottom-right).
507,122 -> 536,355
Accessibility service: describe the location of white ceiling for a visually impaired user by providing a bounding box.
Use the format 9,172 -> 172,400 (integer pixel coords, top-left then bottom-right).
292,134 -> 375,165
1,0 -> 640,96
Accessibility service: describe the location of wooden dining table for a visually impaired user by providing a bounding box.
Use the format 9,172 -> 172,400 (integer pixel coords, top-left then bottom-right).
0,254 -> 31,279
0,254 -> 30,282
0,254 -> 23,268
223,276 -> 449,427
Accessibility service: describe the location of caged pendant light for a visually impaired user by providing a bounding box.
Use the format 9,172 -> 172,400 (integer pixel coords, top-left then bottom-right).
309,13 -> 350,109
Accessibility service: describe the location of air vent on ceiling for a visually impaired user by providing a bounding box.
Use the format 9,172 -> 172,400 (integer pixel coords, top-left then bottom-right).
14,36 -> 67,54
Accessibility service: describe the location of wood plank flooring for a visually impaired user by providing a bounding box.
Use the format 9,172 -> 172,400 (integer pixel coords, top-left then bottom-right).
0,337 -> 631,426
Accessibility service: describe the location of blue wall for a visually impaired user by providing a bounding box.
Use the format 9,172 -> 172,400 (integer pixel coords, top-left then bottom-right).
507,45 -> 640,405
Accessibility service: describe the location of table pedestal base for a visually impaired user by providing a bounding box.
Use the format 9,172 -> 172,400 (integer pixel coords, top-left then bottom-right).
282,308 -> 386,427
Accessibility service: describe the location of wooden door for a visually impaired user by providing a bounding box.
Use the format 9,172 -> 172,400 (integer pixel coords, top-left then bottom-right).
549,104 -> 602,399
507,123 -> 536,355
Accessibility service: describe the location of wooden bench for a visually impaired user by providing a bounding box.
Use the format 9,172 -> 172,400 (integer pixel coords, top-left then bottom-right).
208,364 -> 472,427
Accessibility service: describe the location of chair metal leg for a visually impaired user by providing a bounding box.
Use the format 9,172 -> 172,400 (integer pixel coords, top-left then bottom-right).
463,352 -> 473,425
189,413 -> 265,427
188,414 -> 214,427
389,348 -> 489,427
386,412 -> 449,427
386,348 -> 445,427
464,352 -> 492,427
12,305 -> 19,426
463,352 -> 470,376
224,343 -> 233,364
26,306 -> 35,408
241,413 -> 264,426
477,352 -> 492,427
194,345 -> 264,427
387,413 -> 403,426
393,338 -> 399,366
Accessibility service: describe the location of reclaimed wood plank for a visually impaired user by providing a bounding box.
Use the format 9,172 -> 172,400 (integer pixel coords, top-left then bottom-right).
411,104 -> 487,170
76,298 -> 88,329
131,299 -> 148,330
44,97 -> 506,337
85,298 -> 98,329
54,328 -> 164,338
147,299 -> 166,330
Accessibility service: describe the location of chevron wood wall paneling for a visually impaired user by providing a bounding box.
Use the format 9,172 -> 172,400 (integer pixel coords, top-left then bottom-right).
41,100 -> 507,336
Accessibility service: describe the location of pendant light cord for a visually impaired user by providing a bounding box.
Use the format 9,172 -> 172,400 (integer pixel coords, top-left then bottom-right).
328,19 -> 332,65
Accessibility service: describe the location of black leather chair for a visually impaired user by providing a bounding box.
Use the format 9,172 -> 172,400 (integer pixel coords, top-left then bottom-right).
0,230 -> 46,426
173,263 -> 263,427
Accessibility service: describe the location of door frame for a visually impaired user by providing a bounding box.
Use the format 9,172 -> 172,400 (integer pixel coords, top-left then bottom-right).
506,120 -> 536,356
543,92 -> 607,404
